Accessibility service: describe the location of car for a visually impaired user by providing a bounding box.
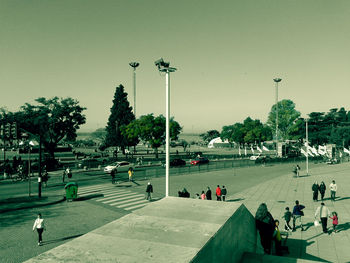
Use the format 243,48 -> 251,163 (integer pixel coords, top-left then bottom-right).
190,157 -> 209,165
104,161 -> 134,173
249,154 -> 261,161
162,158 -> 187,167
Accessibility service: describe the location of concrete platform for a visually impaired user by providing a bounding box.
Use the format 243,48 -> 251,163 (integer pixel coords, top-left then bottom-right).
25,197 -> 262,263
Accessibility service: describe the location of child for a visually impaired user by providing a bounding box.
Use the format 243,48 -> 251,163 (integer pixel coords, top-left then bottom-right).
201,191 -> 206,200
283,207 -> 292,231
329,211 -> 338,233
273,220 -> 289,256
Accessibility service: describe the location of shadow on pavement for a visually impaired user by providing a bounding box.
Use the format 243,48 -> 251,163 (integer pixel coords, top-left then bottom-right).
131,181 -> 141,186
303,222 -> 314,231
226,198 -> 245,202
75,194 -> 103,201
287,238 -> 331,262
42,234 -> 84,245
335,222 -> 350,233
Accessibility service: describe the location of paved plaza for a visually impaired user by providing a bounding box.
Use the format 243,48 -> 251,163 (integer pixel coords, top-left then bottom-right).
229,161 -> 350,262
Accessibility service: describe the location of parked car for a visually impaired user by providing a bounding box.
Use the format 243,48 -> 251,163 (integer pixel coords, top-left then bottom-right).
104,161 -> 134,173
162,158 -> 186,167
249,154 -> 261,161
190,157 -> 209,165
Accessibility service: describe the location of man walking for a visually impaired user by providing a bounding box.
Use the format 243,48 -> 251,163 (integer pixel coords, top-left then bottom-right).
329,180 -> 337,201
146,182 -> 153,201
216,185 -> 222,201
221,185 -> 227,201
292,200 -> 305,231
312,181 -> 319,202
315,202 -> 331,233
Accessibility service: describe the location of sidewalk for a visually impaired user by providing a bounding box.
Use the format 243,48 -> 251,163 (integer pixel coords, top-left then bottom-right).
228,162 -> 350,263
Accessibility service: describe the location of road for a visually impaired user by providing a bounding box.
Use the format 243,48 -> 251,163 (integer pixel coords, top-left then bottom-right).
0,160 -> 326,263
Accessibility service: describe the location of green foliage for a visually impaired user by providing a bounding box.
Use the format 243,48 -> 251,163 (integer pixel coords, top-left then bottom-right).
221,118 -> 272,145
121,114 -> 182,158
17,97 -> 86,157
200,130 -> 220,144
104,85 -> 136,150
267,99 -> 301,140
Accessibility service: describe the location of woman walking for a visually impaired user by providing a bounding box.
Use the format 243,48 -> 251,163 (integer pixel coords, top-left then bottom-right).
312,181 -> 319,201
319,181 -> 326,201
32,213 -> 46,246
255,203 -> 275,254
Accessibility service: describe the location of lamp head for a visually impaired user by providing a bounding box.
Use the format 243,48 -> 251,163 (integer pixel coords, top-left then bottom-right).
273,78 -> 282,83
129,62 -> 140,68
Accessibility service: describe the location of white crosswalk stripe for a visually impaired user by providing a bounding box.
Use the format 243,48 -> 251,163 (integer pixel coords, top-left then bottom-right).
78,184 -> 150,211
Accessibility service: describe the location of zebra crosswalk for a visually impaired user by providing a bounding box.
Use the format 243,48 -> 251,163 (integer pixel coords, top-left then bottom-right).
78,184 -> 149,211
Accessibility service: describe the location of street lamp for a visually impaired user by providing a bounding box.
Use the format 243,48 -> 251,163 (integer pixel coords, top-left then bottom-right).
129,62 -> 140,117
305,118 -> 309,176
273,78 -> 282,156
154,58 -> 177,197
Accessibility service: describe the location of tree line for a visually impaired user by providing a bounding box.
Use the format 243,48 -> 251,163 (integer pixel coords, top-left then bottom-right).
201,100 -> 350,148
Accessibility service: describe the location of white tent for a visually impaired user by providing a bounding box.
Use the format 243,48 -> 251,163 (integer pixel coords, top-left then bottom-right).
208,137 -> 229,148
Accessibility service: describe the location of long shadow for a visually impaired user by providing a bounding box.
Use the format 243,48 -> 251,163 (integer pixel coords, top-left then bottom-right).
75,193 -> 103,201
42,234 -> 84,245
226,198 -> 245,202
131,181 -> 141,186
303,222 -> 315,231
335,222 -> 350,233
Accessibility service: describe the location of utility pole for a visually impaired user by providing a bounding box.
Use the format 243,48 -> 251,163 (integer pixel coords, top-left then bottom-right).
273,78 -> 282,156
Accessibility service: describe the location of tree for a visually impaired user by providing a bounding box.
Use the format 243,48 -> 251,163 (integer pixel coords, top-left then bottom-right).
122,114 -> 182,158
200,130 -> 220,145
267,99 -> 301,140
90,128 -> 107,143
220,125 -> 235,147
104,85 -> 135,153
17,97 -> 86,158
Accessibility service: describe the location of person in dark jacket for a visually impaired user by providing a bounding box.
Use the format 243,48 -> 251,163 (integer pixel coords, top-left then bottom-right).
319,181 -> 326,201
221,185 -> 227,201
292,200 -> 305,231
255,203 -> 275,254
312,181 -> 319,201
146,182 -> 153,201
205,186 -> 212,200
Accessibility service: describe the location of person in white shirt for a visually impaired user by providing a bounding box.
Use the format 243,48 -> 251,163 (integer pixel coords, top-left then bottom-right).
329,180 -> 337,201
315,202 -> 331,233
32,213 -> 45,245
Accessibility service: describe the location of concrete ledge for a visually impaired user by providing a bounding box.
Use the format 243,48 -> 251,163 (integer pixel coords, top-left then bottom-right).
25,197 -> 262,263
240,252 -> 322,263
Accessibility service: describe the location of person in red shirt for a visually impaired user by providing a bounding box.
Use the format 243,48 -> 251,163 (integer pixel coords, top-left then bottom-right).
216,185 -> 222,201
329,211 -> 338,233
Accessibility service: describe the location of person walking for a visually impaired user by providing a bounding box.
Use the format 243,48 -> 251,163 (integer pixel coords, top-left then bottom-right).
221,185 -> 227,201
255,203 -> 275,254
282,207 -> 292,231
329,211 -> 338,233
110,169 -> 116,184
62,167 -> 66,183
292,200 -> 305,231
201,191 -> 206,200
206,186 -> 212,200
146,182 -> 153,201
296,164 -> 301,177
319,181 -> 326,201
312,181 -> 319,202
128,167 -> 134,182
315,202 -> 331,233
329,180 -> 337,201
32,213 -> 46,246
216,185 -> 222,201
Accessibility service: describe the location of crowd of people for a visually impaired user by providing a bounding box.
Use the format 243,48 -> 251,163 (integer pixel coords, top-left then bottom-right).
256,184 -> 340,257
177,185 -> 228,201
311,180 -> 337,202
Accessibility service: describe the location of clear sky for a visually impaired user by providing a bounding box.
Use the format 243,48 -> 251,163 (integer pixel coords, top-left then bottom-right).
1,0 -> 350,133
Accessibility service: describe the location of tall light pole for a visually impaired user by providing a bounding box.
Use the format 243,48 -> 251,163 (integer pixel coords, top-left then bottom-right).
273,78 -> 282,156
155,58 -> 177,197
129,62 -> 140,117
306,118 -> 309,176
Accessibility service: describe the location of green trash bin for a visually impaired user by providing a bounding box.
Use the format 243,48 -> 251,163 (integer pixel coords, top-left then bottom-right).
65,182 -> 78,201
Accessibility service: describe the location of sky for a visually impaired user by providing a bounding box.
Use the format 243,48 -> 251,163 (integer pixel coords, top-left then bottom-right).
1,0 -> 350,133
